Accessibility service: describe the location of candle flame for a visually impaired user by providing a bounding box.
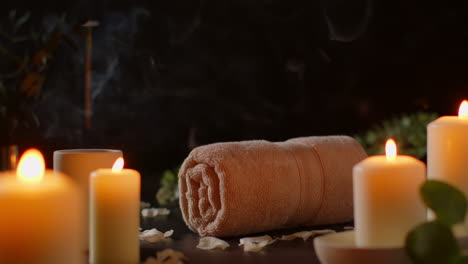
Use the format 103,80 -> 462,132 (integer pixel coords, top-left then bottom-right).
112,157 -> 124,172
458,100 -> 468,119
385,139 -> 397,161
17,149 -> 45,183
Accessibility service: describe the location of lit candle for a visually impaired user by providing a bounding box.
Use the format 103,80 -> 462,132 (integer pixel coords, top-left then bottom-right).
353,139 -> 426,247
90,158 -> 141,264
428,100 -> 468,223
0,149 -> 84,264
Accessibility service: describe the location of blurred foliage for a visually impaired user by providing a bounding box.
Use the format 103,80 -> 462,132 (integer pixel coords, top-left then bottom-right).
355,112 -> 438,159
406,180 -> 467,264
0,10 -> 72,144
156,166 -> 180,207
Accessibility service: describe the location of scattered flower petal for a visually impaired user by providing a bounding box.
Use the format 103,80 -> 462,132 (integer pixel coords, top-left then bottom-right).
142,208 -> 171,217
239,235 -> 276,252
155,249 -> 188,264
140,228 -> 174,243
280,229 -> 335,241
164,230 -> 174,237
197,237 -> 230,250
143,257 -> 158,264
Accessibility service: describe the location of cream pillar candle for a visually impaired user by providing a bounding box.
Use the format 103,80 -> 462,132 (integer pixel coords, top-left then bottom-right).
53,149 -> 122,249
0,149 -> 84,264
353,139 -> 426,247
428,100 -> 468,206
90,158 -> 141,264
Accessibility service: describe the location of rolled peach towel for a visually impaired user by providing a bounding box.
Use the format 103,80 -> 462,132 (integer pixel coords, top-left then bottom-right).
178,136 -> 367,237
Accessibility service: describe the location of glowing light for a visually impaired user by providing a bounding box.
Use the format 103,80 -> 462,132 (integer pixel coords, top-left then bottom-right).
112,158 -> 124,172
17,149 -> 45,183
385,139 -> 397,161
458,100 -> 468,119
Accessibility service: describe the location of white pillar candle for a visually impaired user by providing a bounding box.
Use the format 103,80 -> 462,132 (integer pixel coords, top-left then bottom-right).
53,149 -> 122,250
0,149 -> 84,264
428,100 -> 468,209
353,139 -> 426,247
90,158 -> 140,264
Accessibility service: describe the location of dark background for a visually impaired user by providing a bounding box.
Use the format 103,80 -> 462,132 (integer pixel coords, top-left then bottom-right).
3,0 -> 468,200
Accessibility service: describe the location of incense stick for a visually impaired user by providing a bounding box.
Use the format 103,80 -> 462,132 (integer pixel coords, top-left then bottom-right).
85,28 -> 92,129
82,21 -> 99,130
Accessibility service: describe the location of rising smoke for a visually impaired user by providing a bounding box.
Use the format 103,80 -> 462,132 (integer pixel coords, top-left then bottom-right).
35,7 -> 150,142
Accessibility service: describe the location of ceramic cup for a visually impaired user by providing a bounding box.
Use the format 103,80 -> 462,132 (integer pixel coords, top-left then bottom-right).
53,149 -> 123,250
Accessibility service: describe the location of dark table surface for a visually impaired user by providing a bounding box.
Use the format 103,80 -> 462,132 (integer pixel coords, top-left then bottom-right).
140,208 -> 352,264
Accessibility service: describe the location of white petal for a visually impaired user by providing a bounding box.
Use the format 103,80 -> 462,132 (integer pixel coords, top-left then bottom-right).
143,256 -> 158,264
139,228 -> 173,243
155,249 -> 188,264
164,230 -> 174,238
154,208 -> 171,215
197,237 -> 230,250
280,229 -> 335,241
141,208 -> 154,217
239,235 -> 276,252
142,208 -> 171,217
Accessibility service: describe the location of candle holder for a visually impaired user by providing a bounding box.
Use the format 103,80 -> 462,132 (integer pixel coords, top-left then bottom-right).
53,149 -> 123,251
314,230 -> 409,264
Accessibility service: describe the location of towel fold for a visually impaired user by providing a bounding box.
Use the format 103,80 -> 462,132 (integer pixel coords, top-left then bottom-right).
179,136 -> 367,237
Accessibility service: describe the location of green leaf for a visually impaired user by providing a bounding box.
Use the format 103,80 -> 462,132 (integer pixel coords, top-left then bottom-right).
161,169 -> 176,184
405,221 -> 461,264
421,180 -> 467,225
355,112 -> 438,158
156,166 -> 181,206
14,11 -> 30,31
